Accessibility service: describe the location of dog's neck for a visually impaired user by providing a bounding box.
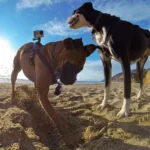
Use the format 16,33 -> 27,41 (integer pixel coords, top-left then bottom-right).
86,10 -> 103,29
47,42 -> 65,72
93,11 -> 103,28
88,11 -> 122,34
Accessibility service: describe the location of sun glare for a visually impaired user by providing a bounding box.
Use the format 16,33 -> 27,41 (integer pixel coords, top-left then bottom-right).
0,37 -> 26,80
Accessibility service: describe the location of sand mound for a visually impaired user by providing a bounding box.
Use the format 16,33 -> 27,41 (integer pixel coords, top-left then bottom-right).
0,85 -> 66,150
0,83 -> 150,150
144,70 -> 150,84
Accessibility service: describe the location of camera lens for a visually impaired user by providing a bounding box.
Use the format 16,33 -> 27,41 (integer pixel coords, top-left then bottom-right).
39,31 -> 43,35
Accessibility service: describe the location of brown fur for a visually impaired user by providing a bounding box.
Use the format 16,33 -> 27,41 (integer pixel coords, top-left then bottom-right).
142,48 -> 150,59
11,38 -> 98,147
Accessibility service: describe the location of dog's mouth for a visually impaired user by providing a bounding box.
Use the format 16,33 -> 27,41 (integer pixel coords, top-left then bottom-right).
68,14 -> 79,28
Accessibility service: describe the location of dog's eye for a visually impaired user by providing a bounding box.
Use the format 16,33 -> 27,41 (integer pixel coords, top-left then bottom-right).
73,9 -> 79,15
72,11 -> 75,15
76,10 -> 79,13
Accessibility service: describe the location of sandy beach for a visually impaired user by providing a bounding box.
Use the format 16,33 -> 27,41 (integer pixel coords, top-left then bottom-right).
0,82 -> 150,150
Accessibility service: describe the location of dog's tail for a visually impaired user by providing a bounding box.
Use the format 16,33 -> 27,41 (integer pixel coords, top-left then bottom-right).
12,48 -> 21,71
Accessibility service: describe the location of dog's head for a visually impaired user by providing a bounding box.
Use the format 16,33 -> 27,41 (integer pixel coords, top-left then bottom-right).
68,2 -> 95,29
56,38 -> 98,85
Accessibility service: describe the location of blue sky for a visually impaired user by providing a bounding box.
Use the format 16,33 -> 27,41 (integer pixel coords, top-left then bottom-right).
1,0 -> 150,81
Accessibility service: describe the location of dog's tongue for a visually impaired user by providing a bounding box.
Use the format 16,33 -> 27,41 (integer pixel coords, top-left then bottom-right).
68,16 -> 79,27
68,20 -> 75,26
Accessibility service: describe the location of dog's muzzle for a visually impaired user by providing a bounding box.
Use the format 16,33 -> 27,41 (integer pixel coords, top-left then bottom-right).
59,62 -> 78,85
68,14 -> 79,28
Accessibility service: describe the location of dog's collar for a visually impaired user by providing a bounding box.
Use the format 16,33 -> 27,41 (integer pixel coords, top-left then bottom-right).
91,13 -> 103,38
93,13 -> 103,28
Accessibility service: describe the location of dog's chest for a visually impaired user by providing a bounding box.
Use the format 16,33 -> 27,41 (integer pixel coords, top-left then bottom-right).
93,30 -> 120,62
94,29 -> 141,64
93,27 -> 107,46
98,44 -> 140,64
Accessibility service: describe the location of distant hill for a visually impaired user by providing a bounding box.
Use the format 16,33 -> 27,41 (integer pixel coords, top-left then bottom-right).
101,69 -> 150,84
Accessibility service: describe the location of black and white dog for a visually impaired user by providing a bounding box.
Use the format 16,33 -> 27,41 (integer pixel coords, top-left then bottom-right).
67,2 -> 150,117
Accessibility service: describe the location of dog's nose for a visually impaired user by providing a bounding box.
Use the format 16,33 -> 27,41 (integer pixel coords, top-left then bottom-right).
70,77 -> 77,85
67,17 -> 72,23
69,78 -> 76,85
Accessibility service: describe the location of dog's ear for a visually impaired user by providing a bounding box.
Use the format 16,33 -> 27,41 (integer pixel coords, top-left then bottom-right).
84,44 -> 99,57
73,38 -> 83,49
63,38 -> 83,50
83,2 -> 93,11
63,38 -> 74,50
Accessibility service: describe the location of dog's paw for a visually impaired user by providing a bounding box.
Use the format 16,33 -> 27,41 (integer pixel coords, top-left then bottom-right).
96,102 -> 107,110
136,88 -> 143,100
117,98 -> 130,118
117,109 -> 129,118
136,92 -> 142,100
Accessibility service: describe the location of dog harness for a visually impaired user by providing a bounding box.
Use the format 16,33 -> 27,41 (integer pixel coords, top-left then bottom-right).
23,42 -> 62,95
35,42 -> 58,84
36,42 -> 62,95
22,42 -> 55,80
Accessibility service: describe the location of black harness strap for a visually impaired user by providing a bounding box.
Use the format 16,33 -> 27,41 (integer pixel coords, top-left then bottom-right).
36,42 -> 59,84
22,42 -> 59,84
36,51 -> 56,84
37,51 -> 53,73
36,42 -> 62,94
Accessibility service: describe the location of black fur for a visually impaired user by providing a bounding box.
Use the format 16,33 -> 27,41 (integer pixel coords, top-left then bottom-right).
103,59 -> 111,88
71,2 -> 150,115
74,2 -> 150,60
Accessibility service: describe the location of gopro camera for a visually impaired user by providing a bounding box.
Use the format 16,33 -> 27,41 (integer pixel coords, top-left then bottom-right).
33,30 -> 44,40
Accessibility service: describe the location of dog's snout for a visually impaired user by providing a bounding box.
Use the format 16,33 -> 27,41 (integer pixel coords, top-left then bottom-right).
76,14 -> 80,18
67,17 -> 72,23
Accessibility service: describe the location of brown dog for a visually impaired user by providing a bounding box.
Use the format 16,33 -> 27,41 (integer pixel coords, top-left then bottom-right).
11,37 -> 98,147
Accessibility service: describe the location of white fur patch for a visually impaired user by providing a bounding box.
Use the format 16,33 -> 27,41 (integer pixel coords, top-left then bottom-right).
98,50 -> 110,61
117,98 -> 131,117
97,85 -> 111,110
130,58 -> 140,65
94,27 -> 107,46
137,86 -> 143,100
94,29 -> 141,65
107,40 -> 120,62
68,13 -> 92,29
103,83 -> 111,105
97,75 -> 111,110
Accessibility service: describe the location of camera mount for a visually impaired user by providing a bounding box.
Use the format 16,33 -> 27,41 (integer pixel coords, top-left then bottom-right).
33,30 -> 44,43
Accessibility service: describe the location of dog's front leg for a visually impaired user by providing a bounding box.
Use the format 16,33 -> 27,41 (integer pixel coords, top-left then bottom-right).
97,52 -> 112,109
36,80 -> 77,147
117,56 -> 131,118
136,57 -> 147,99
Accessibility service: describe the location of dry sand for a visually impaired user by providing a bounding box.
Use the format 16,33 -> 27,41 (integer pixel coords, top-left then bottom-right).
0,82 -> 150,150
